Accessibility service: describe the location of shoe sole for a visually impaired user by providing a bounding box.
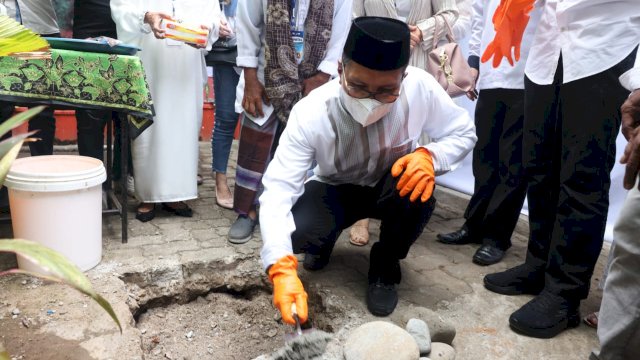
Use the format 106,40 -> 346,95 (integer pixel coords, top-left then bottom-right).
472,254 -> 504,266
436,236 -> 482,245
509,311 -> 581,339
228,233 -> 252,244
483,278 -> 543,296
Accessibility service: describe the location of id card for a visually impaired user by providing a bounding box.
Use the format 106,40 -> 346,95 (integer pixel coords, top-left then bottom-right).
291,30 -> 304,64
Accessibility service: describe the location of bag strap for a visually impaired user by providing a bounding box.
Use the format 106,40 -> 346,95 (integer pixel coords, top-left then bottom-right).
432,14 -> 456,49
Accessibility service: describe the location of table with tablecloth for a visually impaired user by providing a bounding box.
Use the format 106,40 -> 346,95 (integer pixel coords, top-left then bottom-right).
0,48 -> 156,243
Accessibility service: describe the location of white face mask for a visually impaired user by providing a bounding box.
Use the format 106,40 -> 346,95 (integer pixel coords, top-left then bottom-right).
340,87 -> 395,127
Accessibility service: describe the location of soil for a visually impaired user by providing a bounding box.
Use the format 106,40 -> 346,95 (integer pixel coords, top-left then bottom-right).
137,291 -> 311,360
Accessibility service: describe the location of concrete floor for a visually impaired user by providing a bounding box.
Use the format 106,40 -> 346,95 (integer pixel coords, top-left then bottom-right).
0,142 -> 608,359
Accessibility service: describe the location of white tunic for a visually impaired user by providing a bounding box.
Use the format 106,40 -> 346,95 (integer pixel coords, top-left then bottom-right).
259,67 -> 477,269
110,0 -> 220,202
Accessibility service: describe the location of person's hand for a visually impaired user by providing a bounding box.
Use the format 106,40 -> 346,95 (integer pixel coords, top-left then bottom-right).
186,24 -> 210,49
620,89 -> 640,190
408,25 -> 422,50
219,18 -> 233,38
302,72 -> 331,97
466,68 -> 479,101
242,68 -> 270,118
268,255 -> 308,325
621,89 -> 640,141
481,0 -> 534,67
144,12 -> 174,39
391,147 -> 435,202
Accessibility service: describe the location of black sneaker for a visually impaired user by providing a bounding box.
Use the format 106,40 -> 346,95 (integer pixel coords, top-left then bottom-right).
509,291 -> 580,338
366,281 -> 398,316
484,263 -> 544,295
303,253 -> 330,271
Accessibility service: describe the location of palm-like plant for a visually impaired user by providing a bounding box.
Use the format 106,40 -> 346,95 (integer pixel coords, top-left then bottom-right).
0,108 -> 121,360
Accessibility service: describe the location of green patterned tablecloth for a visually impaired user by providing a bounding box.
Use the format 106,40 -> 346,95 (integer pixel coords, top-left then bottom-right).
0,49 -> 154,138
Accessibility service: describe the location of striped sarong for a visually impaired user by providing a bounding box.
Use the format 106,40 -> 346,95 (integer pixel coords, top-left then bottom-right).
233,113 -> 284,214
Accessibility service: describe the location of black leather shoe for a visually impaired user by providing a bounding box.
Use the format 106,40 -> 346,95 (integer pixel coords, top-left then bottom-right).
509,291 -> 580,338
303,253 -> 330,271
484,263 -> 544,295
473,244 -> 506,266
366,281 -> 398,316
437,227 -> 480,245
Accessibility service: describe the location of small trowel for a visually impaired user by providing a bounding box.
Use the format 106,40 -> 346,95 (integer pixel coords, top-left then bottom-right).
274,304 -> 332,360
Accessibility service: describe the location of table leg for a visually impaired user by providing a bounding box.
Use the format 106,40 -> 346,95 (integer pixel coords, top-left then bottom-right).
120,115 -> 129,244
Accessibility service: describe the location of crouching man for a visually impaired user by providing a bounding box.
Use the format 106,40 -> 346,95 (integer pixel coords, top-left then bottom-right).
259,17 -> 477,325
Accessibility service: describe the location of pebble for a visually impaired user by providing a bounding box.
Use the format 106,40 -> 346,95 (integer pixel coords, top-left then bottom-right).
429,343 -> 455,360
345,321 -> 420,360
21,280 -> 27,285
141,329 -> 147,334
21,318 -> 30,328
391,306 -> 456,345
58,302 -> 64,306
185,331 -> 194,339
406,318 -> 431,356
11,308 -> 20,315
164,352 -> 173,359
266,328 -> 278,338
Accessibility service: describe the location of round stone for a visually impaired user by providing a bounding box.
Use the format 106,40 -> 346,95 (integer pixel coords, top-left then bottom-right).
345,321 -> 420,360
429,342 -> 455,360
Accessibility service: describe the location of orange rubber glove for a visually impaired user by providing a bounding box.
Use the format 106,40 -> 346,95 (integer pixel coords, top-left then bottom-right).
391,147 -> 435,203
481,0 -> 535,67
268,254 -> 308,325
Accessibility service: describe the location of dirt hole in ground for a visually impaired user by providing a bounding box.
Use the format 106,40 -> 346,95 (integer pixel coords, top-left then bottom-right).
134,288 -> 342,360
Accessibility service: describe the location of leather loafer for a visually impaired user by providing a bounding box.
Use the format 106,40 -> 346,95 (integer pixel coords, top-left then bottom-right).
366,281 -> 398,316
473,244 -> 506,266
303,252 -> 330,271
437,227 -> 480,245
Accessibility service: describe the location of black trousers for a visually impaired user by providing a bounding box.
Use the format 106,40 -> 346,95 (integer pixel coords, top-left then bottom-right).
463,88 -> 527,250
523,49 -> 636,301
290,171 -> 436,284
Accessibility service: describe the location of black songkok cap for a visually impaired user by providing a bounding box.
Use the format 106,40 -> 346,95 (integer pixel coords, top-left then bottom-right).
343,16 -> 411,71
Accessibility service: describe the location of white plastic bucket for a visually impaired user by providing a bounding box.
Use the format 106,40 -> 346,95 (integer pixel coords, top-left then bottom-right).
4,155 -> 106,272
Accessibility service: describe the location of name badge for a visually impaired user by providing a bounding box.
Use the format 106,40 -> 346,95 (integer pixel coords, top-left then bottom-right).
291,30 -> 304,64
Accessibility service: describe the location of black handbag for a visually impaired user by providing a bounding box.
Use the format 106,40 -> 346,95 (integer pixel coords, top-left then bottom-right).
205,36 -> 237,67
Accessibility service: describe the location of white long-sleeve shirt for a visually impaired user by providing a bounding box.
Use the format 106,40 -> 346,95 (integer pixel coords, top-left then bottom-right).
234,0 -> 352,114
525,0 -> 640,85
259,66 -> 477,269
468,0 -> 541,90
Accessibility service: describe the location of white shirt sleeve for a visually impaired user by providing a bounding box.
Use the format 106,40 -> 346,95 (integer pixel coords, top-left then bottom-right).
421,75 -> 477,174
236,0 -> 264,68
317,0 -> 354,77
259,107 -> 316,270
110,0 -> 151,45
452,0 -> 472,40
468,0 -> 485,58
619,47 -> 640,92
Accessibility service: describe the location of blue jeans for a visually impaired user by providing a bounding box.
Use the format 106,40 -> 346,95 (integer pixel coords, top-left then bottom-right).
211,64 -> 240,174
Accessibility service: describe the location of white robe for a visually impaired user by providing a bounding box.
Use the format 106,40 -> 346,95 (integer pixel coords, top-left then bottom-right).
110,0 -> 220,202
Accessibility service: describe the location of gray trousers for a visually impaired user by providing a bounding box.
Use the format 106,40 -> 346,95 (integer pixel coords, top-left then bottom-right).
592,178 -> 640,359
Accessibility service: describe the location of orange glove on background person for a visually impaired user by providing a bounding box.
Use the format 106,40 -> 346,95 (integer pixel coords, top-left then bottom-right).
481,0 -> 535,67
391,147 -> 435,202
268,254 -> 308,325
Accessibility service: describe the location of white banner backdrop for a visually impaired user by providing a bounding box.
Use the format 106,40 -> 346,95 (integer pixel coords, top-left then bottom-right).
436,35 -> 628,243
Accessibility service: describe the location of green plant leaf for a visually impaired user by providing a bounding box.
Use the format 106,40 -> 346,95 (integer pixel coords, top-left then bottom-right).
0,239 -> 122,333
0,131 -> 36,159
0,140 -> 24,186
0,106 -> 44,139
0,341 -> 9,360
